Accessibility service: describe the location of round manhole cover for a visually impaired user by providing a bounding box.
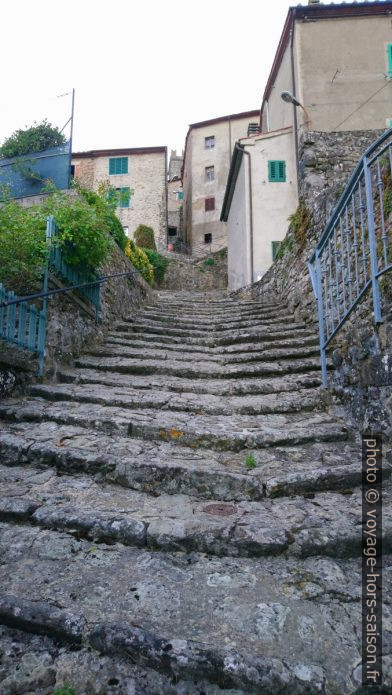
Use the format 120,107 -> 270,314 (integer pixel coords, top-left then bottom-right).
202,503 -> 238,517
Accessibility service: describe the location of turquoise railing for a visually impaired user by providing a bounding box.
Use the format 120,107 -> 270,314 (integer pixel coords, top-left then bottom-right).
308,128 -> 392,386
47,216 -> 100,315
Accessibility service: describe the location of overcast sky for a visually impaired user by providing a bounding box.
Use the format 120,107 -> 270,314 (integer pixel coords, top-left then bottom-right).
1,0 -> 298,155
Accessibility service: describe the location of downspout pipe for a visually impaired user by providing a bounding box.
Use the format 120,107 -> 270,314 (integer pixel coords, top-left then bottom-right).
290,8 -> 299,173
236,143 -> 254,285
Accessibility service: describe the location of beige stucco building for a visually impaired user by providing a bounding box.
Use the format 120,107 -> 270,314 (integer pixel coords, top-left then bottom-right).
167,150 -> 184,246
72,147 -> 168,250
182,110 -> 259,256
223,0 -> 392,290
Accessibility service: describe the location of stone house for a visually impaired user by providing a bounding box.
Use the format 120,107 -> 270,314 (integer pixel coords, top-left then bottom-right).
72,147 -> 168,250
167,150 -> 184,246
222,0 -> 392,290
182,110 -> 259,257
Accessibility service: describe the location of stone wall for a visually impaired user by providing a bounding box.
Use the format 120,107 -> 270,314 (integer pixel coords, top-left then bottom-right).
0,243 -> 152,395
160,249 -> 228,291
233,129 -> 391,438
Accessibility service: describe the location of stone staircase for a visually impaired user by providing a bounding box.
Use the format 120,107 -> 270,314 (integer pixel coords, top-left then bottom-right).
0,290 -> 391,695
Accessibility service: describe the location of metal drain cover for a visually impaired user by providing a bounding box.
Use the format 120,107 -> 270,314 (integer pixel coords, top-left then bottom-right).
202,503 -> 238,517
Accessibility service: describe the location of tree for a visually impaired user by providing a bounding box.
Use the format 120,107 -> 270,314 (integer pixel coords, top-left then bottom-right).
0,119 -> 66,159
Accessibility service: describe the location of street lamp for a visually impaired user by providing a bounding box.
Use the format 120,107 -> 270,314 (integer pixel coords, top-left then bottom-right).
281,91 -> 312,129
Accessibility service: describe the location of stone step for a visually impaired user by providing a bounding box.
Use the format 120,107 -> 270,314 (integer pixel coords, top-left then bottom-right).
129,311 -> 296,330
110,325 -> 317,349
0,525 -> 390,693
0,398 -> 348,450
0,423 -> 374,501
1,464 -> 390,559
85,343 -> 319,365
105,332 -> 319,355
71,354 -> 327,379
28,383 -> 322,416
138,306 -> 291,324
58,367 -> 323,396
122,317 -> 308,337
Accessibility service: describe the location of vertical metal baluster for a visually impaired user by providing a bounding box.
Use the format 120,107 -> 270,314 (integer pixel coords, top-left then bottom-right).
333,227 -> 340,322
0,284 -> 4,339
345,205 -> 353,308
376,157 -> 388,269
328,240 -> 335,332
315,250 -> 327,386
17,302 -> 27,347
322,255 -> 330,339
339,218 -> 347,316
358,180 -> 368,287
363,155 -> 382,323
6,292 -> 16,342
28,306 -> 38,351
352,191 -> 360,299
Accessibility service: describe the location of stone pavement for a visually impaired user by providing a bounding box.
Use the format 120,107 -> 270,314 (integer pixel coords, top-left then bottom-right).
0,290 -> 391,695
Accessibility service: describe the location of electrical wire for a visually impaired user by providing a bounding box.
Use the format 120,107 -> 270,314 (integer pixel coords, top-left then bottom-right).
330,79 -> 391,131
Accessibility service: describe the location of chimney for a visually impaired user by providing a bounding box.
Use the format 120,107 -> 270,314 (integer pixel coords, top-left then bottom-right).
247,122 -> 260,137
308,0 -> 320,4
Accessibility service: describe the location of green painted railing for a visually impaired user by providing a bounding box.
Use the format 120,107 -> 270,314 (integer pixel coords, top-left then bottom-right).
47,216 -> 101,315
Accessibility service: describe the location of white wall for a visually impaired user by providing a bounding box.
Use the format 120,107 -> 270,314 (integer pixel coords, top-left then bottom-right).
227,156 -> 250,291
227,128 -> 298,290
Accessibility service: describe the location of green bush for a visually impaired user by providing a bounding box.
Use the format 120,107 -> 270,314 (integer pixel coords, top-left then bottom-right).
0,119 -> 66,159
142,248 -> 168,284
125,240 -> 154,284
134,224 -> 156,250
0,198 -> 47,293
203,257 -> 215,268
53,686 -> 76,695
76,182 -> 128,252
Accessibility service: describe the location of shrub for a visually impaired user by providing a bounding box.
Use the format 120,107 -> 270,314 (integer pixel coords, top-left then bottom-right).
203,257 -> 215,268
40,190 -> 112,271
134,224 -> 156,250
287,200 -> 312,252
142,248 -> 168,284
0,119 -> 66,159
125,240 -> 154,284
76,181 -> 128,252
53,686 -> 76,695
0,198 -> 47,293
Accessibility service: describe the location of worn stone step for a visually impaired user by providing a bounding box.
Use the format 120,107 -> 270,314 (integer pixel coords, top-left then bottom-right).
58,367 -> 323,396
0,398 -> 348,450
105,332 -> 319,355
85,343 -> 319,365
0,423 -> 376,501
138,307 -> 291,326
1,464 -> 390,559
28,383 -> 323,416
129,311 -> 296,330
122,318 -> 308,338
71,354 -> 327,379
0,525 -> 391,693
110,325 -> 317,349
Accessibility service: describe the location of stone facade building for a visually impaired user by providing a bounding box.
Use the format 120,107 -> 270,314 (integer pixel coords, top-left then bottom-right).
223,0 -> 392,290
72,147 -> 168,250
182,110 -> 259,257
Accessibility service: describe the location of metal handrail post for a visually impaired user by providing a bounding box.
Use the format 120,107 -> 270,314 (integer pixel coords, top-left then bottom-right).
315,250 -> 327,387
363,156 -> 382,324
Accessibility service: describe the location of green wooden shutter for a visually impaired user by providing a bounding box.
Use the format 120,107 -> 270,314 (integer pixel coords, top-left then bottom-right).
109,158 -> 116,175
120,187 -> 130,207
268,160 -> 286,182
271,241 -> 281,261
388,44 -> 392,78
109,157 -> 128,174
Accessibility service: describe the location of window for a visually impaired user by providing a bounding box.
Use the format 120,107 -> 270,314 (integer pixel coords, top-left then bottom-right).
387,44 -> 392,77
204,233 -> 212,244
387,119 -> 392,128
177,191 -> 183,201
205,136 -> 215,149
205,197 -> 215,212
268,160 -> 286,182
205,166 -> 215,182
109,157 -> 128,175
117,187 -> 130,207
271,241 -> 281,261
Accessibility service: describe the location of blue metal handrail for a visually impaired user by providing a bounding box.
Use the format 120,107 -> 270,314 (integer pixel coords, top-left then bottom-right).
308,128 -> 392,386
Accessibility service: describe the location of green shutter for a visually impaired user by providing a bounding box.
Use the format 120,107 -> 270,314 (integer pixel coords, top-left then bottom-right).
109,157 -> 128,175
388,44 -> 392,78
271,241 -> 281,261
120,187 -> 130,208
268,160 -> 286,182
